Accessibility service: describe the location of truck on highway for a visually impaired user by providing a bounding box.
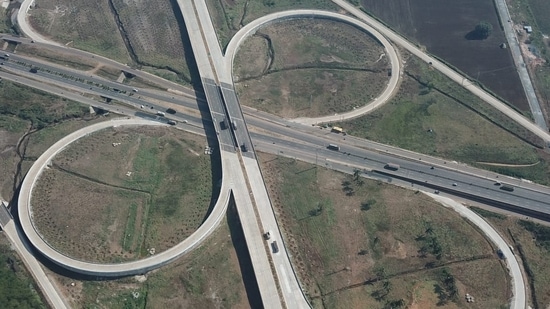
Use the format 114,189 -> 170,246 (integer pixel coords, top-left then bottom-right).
384,163 -> 400,171
331,126 -> 344,134
327,144 -> 340,151
500,184 -> 515,192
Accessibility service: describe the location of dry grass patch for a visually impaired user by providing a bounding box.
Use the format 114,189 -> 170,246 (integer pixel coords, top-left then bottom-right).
32,126 -> 217,262
235,18 -> 389,118
259,153 -> 509,308
49,221 -> 249,309
28,0 -> 129,63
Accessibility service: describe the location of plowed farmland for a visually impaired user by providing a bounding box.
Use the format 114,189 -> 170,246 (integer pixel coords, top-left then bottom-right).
362,0 -> 529,112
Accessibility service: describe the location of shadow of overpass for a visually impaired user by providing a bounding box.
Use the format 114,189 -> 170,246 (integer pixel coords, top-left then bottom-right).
226,193 -> 263,308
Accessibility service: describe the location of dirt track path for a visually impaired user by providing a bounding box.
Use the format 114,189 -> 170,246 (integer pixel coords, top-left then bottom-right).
476,161 -> 539,167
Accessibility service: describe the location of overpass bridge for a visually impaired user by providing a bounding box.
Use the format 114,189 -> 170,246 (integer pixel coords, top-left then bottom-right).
177,0 -> 287,307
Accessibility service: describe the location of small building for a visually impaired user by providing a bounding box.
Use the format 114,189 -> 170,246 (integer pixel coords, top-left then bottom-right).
524,25 -> 533,33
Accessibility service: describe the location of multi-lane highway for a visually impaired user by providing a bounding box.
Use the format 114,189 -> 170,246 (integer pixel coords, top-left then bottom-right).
9,1 -> 550,308
177,0 -> 288,307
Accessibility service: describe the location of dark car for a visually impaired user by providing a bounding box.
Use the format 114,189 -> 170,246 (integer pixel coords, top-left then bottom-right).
166,108 -> 176,114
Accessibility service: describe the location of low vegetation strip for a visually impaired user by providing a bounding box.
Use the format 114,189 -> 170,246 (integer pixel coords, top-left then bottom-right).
0,241 -> 47,308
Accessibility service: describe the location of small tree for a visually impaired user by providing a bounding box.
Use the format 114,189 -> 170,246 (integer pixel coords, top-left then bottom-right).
475,21 -> 493,39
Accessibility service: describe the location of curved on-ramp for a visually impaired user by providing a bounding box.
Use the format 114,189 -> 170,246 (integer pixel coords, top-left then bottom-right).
18,118 -> 231,276
223,10 -> 401,125
17,0 -> 61,46
427,193 -> 525,309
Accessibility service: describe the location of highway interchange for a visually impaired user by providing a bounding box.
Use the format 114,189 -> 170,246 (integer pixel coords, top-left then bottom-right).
2,0 -> 550,308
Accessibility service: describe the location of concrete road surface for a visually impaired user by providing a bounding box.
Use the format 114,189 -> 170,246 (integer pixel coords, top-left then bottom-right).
18,118 -> 232,276
17,0 -> 61,46
494,0 -> 548,131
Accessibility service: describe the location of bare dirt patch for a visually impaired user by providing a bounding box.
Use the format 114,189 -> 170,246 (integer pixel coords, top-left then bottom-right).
259,153 -> 509,308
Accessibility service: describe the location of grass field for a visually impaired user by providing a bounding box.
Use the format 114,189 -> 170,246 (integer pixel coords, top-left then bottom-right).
472,208 -> 550,308
32,169 -> 149,262
259,153 -> 508,308
0,80 -> 93,203
336,52 -> 550,185
206,0 -> 339,48
110,0 -> 194,83
361,0 -> 528,112
516,0 -> 550,35
0,7 -> 14,33
49,220 -> 250,309
234,18 -> 390,118
31,126 -> 218,262
28,0 -> 130,63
